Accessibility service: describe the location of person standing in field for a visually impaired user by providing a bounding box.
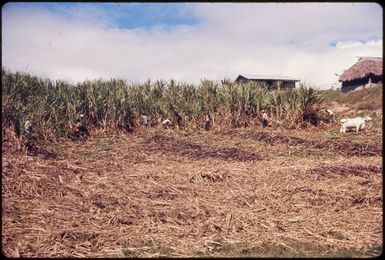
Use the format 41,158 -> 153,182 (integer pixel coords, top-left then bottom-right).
326,109 -> 334,123
204,111 -> 211,131
173,110 -> 183,129
262,110 -> 269,128
23,118 -> 33,153
141,114 -> 148,128
70,114 -> 89,140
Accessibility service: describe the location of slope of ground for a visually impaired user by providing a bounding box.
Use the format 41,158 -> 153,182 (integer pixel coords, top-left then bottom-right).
322,85 -> 383,116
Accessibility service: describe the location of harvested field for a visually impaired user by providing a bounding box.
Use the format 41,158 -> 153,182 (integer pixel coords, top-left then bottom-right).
223,129 -> 382,157
308,165 -> 382,177
2,128 -> 383,257
146,135 -> 264,161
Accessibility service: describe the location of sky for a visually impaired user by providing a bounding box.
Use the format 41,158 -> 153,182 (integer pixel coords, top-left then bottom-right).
2,2 -> 383,89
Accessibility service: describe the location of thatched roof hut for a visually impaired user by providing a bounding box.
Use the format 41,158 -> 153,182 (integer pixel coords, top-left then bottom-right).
339,57 -> 382,92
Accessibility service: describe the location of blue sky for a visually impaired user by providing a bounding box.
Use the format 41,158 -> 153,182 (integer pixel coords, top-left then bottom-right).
3,2 -> 200,29
2,2 -> 383,88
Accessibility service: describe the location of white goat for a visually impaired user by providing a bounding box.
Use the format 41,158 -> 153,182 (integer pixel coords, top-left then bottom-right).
340,116 -> 372,133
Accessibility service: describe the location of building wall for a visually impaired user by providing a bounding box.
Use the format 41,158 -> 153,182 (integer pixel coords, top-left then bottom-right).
341,76 -> 382,92
282,81 -> 296,88
234,78 -> 297,89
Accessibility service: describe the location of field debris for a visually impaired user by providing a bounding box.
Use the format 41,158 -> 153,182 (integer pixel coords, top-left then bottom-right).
2,130 -> 382,257
146,135 -> 264,161
308,165 -> 382,177
223,130 -> 382,156
190,170 -> 229,183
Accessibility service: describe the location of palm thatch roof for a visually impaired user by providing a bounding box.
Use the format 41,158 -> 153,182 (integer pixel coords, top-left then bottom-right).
339,57 -> 382,82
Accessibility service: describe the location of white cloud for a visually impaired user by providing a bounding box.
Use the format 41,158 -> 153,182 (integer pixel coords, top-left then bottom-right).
2,3 -> 382,89
335,39 -> 382,49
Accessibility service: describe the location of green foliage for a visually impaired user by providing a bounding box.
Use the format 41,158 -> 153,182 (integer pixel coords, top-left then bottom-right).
2,67 -> 325,141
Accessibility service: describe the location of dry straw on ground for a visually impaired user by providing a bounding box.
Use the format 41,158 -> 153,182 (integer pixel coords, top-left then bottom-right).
223,129 -> 382,156
2,128 -> 383,257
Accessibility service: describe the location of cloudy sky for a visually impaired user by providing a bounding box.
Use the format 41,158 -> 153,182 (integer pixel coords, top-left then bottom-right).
2,2 -> 382,89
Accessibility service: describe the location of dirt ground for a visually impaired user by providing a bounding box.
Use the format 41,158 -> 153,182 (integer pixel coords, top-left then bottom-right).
2,125 -> 383,257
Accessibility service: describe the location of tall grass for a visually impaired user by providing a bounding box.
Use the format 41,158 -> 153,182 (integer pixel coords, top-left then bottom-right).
2,67 -> 324,142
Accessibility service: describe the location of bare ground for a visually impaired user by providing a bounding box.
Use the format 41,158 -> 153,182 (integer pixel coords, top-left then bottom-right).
2,127 -> 383,257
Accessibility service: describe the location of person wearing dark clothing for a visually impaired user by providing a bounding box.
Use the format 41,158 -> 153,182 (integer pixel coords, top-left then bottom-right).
71,114 -> 89,140
173,110 -> 183,129
204,112 -> 211,131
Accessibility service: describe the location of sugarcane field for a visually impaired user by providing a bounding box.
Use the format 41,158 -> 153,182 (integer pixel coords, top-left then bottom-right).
2,3 -> 383,258
2,68 -> 383,257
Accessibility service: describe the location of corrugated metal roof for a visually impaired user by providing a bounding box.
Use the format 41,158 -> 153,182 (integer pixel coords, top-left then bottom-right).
238,74 -> 300,81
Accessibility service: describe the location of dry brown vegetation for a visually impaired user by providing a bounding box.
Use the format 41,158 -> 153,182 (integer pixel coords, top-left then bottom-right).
2,123 -> 382,257
322,85 -> 383,113
223,129 -> 382,157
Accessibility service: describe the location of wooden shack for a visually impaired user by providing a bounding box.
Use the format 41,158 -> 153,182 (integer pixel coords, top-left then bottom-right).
234,74 -> 299,89
339,57 -> 382,92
